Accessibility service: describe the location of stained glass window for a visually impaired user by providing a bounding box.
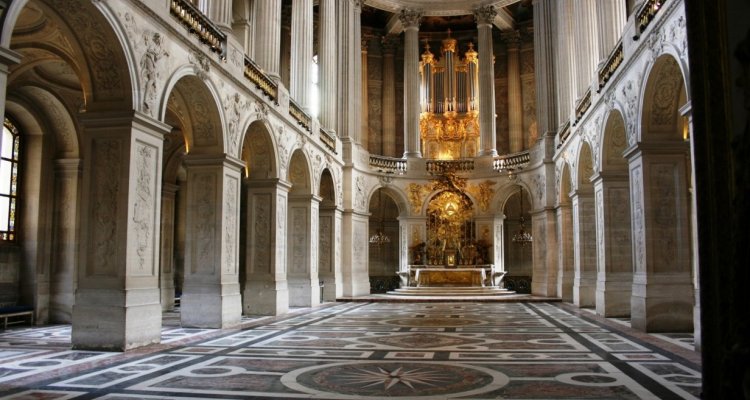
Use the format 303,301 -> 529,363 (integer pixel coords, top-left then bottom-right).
1,118 -> 21,242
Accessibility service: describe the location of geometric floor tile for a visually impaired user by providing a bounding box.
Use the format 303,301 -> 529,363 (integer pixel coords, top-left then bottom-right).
0,302 -> 702,399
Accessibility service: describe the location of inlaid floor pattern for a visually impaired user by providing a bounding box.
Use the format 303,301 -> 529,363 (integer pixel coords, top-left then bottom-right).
0,302 -> 701,399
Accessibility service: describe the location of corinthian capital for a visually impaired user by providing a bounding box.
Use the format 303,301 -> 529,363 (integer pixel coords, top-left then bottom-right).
399,8 -> 423,29
473,5 -> 497,25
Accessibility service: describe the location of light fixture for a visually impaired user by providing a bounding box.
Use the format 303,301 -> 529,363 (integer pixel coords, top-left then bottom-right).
369,192 -> 391,246
512,186 -> 533,246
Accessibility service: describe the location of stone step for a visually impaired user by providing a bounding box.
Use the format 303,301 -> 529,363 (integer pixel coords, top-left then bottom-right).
387,287 -> 516,297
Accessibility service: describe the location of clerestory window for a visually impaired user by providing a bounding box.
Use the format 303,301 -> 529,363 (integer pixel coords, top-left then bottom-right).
1,118 -> 21,242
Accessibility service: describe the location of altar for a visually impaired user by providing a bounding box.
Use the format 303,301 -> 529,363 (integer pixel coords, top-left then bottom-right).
400,265 -> 505,288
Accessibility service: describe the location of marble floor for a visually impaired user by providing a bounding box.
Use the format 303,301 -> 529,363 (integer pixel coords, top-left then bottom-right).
0,302 -> 701,399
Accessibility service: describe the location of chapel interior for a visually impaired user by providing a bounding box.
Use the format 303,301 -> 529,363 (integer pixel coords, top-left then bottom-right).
0,0 -> 747,398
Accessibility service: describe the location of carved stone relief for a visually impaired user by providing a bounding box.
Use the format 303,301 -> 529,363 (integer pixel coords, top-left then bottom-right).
224,176 -> 238,274
319,216 -> 332,273
631,167 -> 645,272
191,98 -> 218,147
650,60 -> 683,130
277,194 -> 287,273
224,92 -> 249,156
622,79 -> 640,146
355,176 -> 366,211
253,194 -> 272,274
189,50 -> 211,81
193,173 -> 216,274
595,188 -> 605,272
91,139 -> 120,276
651,164 -> 679,270
532,174 -> 544,204
291,207 -> 308,273
123,12 -> 169,117
132,142 -> 156,275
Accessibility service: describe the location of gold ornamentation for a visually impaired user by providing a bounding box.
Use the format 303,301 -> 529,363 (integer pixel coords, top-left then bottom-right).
466,180 -> 496,212
407,183 -> 430,214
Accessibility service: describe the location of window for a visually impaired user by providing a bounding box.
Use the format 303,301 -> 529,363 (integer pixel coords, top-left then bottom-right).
1,118 -> 21,242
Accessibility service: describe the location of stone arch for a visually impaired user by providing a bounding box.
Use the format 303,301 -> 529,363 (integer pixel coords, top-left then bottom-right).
575,141 -> 595,191
241,119 -> 279,180
368,187 -> 400,291
162,72 -> 224,154
600,109 -> 628,173
639,54 -> 689,144
288,149 -> 312,195
365,184 -> 409,218
559,163 -> 573,206
502,184 -> 533,293
4,0 -> 133,109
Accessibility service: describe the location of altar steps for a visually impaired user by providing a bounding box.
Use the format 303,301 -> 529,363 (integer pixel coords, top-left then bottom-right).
388,287 -> 516,297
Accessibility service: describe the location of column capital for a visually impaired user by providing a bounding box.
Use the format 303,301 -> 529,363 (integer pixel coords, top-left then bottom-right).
473,5 -> 497,26
399,8 -> 423,29
381,35 -> 399,54
350,0 -> 363,10
501,30 -> 522,48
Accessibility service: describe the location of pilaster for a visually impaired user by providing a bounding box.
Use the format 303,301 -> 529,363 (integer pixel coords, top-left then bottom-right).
571,188 -> 596,307
319,204 -> 342,301
73,111 -> 167,350
50,159 -> 81,323
159,183 -> 179,311
243,178 -> 291,315
503,30 -> 524,153
556,204 -> 574,301
180,154 -> 243,328
531,208 -> 558,296
287,194 -> 321,307
593,173 -> 633,317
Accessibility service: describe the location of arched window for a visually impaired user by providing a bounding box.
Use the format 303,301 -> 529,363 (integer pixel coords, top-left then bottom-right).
1,118 -> 21,242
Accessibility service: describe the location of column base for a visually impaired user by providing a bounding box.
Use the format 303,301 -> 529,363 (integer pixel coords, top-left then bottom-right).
631,273 -> 694,332
595,272 -> 633,317
573,272 -> 596,307
288,276 -> 321,307
72,288 -> 162,351
320,276 -> 340,301
181,283 -> 242,328
243,278 -> 289,316
160,283 -> 176,312
558,272 -> 574,302
403,151 -> 422,158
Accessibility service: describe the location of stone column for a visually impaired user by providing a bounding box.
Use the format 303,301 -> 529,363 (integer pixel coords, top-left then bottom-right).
318,0 -> 337,133
382,35 -> 398,157
571,189 -> 596,307
531,209 -> 558,296
232,0 -> 253,55
180,154 -> 243,328
253,0 -> 282,81
627,144 -> 693,332
556,204 -> 574,301
49,159 -> 81,323
474,5 -> 498,157
682,102 -> 701,349
533,0 -> 558,137
0,47 -> 21,128
208,0 -> 233,32
72,112 -> 167,350
596,0 -> 627,58
159,183 -> 179,311
341,210 -> 371,296
593,173 -> 633,317
287,194 -> 321,307
319,204 -> 342,301
361,37 -> 370,149
243,178 -> 290,315
572,0 -> 599,98
400,8 -> 423,158
503,30 -> 524,153
337,0 -> 362,143
555,1 -> 575,123
290,0 -> 313,109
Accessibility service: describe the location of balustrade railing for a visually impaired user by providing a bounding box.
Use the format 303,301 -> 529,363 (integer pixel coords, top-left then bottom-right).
598,41 -> 624,91
557,121 -> 572,149
289,99 -> 311,132
493,151 -> 530,173
170,0 -> 226,59
426,159 -> 474,174
320,128 -> 337,154
574,89 -> 592,125
634,0 -> 668,39
369,155 -> 407,175
244,56 -> 278,102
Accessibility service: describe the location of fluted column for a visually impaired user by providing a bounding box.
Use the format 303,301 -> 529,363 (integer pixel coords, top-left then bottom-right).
596,0 -> 627,57
361,37 -> 370,150
555,0 -> 575,124
474,5 -> 498,157
382,35 -> 398,157
253,0 -> 282,81
533,0 -> 558,136
503,30 -> 523,153
400,8 -> 423,158
208,0 -> 232,32
572,0 -> 599,98
337,0 -> 362,142
290,0 -> 313,108
318,0 -> 337,132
